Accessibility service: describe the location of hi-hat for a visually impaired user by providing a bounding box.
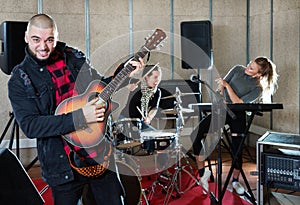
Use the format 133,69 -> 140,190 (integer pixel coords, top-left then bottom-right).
161,108 -> 194,115
161,92 -> 199,99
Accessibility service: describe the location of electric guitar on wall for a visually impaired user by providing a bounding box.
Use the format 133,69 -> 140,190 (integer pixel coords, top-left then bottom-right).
55,29 -> 167,148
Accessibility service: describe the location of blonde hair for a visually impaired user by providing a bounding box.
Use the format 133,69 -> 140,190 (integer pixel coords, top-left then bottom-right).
254,56 -> 279,102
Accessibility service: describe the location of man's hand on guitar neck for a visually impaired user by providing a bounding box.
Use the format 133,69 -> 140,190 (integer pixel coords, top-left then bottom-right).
127,57 -> 145,77
82,98 -> 106,123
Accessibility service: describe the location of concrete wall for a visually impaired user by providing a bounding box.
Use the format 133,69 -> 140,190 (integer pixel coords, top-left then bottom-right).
0,0 -> 299,164
251,0 -> 300,133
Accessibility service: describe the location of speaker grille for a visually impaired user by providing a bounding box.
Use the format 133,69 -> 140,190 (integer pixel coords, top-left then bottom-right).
181,21 -> 212,69
0,21 -> 27,75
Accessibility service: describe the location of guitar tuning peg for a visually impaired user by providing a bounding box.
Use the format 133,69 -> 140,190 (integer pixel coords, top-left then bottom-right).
145,34 -> 152,40
156,44 -> 164,50
157,44 -> 163,49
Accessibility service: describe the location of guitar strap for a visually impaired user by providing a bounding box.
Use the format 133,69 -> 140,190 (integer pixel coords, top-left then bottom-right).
63,140 -> 112,178
62,47 -> 116,177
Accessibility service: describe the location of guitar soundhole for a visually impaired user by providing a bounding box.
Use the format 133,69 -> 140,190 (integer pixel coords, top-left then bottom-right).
88,93 -> 99,102
88,92 -> 107,108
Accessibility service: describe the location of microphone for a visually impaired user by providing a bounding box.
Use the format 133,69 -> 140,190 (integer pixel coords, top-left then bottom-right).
190,74 -> 205,84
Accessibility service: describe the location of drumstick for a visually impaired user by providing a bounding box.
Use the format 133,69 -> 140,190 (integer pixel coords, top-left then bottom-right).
133,62 -> 159,86
136,106 -> 146,119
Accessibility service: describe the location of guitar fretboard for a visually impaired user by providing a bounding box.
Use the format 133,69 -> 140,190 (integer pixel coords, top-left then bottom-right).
98,46 -> 149,102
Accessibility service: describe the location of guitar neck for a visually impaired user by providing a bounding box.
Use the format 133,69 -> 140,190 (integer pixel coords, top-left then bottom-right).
99,46 -> 149,102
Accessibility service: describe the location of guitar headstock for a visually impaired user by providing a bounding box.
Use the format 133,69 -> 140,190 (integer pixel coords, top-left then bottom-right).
144,29 -> 167,51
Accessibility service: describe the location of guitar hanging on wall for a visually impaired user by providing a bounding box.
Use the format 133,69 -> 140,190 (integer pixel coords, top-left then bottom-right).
55,29 -> 167,148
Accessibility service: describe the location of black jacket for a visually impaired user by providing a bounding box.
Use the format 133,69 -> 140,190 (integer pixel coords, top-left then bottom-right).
8,41 -> 113,186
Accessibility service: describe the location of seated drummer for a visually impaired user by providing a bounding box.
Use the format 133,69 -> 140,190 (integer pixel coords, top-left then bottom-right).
120,64 -> 162,132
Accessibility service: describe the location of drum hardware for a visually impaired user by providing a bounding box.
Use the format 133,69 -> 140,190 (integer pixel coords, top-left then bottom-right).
144,88 -> 200,204
113,87 -> 200,204
138,131 -> 176,203
141,189 -> 150,205
163,87 -> 201,205
147,171 -> 172,201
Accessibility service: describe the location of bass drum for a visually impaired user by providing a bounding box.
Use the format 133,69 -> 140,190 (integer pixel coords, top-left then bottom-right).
116,160 -> 142,205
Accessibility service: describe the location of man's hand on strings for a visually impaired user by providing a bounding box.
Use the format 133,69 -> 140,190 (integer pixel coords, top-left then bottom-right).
82,98 -> 106,123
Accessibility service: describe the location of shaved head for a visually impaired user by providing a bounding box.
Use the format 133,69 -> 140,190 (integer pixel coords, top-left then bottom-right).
25,13 -> 59,60
27,14 -> 58,37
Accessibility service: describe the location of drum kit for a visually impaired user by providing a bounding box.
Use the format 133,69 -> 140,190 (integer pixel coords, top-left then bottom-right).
111,88 -> 201,205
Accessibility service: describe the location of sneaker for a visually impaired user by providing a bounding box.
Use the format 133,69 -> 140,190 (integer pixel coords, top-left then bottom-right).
232,181 -> 245,195
200,169 -> 211,194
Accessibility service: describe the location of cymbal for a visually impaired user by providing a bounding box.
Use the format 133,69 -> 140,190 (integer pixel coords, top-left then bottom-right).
161,108 -> 194,115
140,130 -> 175,138
161,92 -> 199,99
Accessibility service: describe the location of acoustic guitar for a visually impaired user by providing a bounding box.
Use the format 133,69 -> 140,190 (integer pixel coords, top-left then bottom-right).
55,29 -> 167,148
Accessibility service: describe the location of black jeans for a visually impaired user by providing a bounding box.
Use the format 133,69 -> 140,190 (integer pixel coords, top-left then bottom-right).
51,162 -> 124,205
190,111 -> 246,170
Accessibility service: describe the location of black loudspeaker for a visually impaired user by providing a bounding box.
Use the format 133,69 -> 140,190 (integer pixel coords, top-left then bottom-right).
0,148 -> 44,205
181,20 -> 212,69
0,21 -> 28,75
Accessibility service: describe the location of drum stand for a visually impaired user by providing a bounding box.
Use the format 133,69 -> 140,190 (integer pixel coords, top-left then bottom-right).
163,88 -> 201,205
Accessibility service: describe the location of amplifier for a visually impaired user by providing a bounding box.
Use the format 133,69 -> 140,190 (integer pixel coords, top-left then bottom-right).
261,152 -> 300,191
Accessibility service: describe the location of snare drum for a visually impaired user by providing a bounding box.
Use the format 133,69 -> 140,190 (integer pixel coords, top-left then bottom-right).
140,131 -> 175,154
113,118 -> 141,143
155,136 -> 175,150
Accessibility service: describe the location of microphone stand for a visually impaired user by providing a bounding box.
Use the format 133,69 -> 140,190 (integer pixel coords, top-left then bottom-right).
193,78 -> 235,205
